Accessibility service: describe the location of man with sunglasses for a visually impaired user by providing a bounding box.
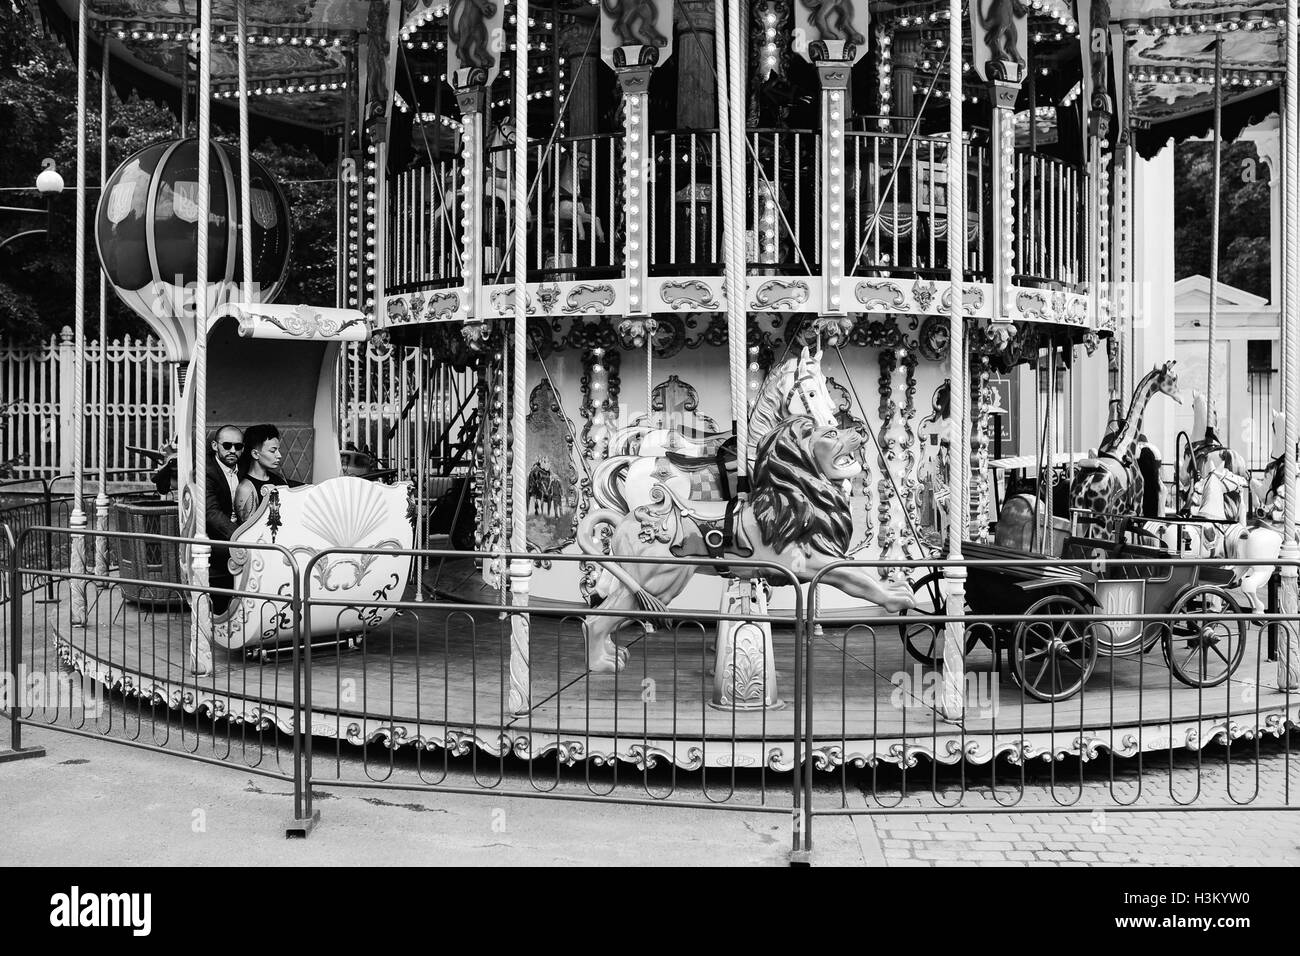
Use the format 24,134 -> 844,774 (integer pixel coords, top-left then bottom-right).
206,425 -> 244,613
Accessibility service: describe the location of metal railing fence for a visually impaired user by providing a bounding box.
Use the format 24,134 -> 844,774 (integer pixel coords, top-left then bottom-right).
2,527 -> 1297,858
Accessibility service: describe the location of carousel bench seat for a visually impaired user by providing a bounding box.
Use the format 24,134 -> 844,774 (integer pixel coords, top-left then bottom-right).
962,542 -> 1092,586
212,475 -> 414,650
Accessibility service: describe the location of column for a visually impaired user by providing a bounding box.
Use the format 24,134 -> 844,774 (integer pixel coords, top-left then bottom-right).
612,49 -> 655,318
813,42 -> 853,315
453,70 -> 488,346
988,61 -> 1024,321
559,14 -> 598,138
674,0 -> 716,131
891,32 -> 920,122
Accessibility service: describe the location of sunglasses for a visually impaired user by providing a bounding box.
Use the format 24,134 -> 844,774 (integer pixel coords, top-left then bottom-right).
219,442 -> 244,451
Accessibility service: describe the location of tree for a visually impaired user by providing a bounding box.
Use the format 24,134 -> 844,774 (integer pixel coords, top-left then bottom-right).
1174,139 -> 1271,299
0,0 -> 337,345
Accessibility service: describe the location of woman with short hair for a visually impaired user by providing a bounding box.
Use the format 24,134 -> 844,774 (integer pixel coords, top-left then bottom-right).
233,424 -> 288,524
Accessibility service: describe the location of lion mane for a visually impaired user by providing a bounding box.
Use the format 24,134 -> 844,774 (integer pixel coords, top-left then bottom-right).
750,415 -> 853,557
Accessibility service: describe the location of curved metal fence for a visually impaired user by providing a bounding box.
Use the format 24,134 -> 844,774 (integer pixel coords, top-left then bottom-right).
1,524 -> 1297,857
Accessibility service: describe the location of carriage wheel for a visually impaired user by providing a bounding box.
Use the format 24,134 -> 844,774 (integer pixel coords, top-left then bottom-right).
1163,585 -> 1247,688
1010,594 -> 1098,702
897,571 -> 981,667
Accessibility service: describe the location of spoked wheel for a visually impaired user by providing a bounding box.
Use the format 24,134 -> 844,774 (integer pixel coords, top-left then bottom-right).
1010,594 -> 1099,702
1163,585 -> 1247,687
897,571 -> 980,667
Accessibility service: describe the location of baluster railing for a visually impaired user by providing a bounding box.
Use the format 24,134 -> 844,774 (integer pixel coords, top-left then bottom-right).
1013,152 -> 1083,286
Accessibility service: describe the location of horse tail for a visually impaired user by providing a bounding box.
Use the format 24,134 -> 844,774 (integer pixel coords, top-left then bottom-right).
591,456 -> 631,512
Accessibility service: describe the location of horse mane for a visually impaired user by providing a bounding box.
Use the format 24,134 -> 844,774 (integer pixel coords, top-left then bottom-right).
750,416 -> 853,556
747,356 -> 798,453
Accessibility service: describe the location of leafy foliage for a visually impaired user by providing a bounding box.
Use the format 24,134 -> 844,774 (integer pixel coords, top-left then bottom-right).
1174,139 -> 1272,300
0,1 -> 336,344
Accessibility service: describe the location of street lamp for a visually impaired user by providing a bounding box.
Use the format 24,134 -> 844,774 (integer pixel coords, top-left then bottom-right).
1,158 -> 63,250
36,158 -> 65,197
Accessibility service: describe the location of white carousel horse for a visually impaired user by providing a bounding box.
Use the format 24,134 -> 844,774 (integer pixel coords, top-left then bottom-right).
592,345 -> 840,515
608,344 -> 838,462
1216,410 -> 1295,613
1148,410 -> 1294,613
212,476 -> 415,651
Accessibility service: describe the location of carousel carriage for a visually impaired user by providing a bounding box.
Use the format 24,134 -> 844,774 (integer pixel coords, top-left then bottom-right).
176,304 -> 416,658
94,136 -> 414,667
898,530 -> 1248,703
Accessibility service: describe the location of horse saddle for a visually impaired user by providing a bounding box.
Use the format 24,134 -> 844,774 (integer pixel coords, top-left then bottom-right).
661,438 -> 738,502
1074,454 -> 1129,485
669,496 -> 755,561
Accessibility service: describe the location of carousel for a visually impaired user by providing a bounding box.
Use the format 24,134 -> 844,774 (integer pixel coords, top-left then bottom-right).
36,0 -> 1300,770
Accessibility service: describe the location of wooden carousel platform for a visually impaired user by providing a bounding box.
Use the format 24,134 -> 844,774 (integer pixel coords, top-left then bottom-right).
44,583 -> 1300,772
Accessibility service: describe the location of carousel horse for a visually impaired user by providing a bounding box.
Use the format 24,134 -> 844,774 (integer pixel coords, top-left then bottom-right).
1070,361 -> 1183,537
1173,389 -> 1249,516
1151,446 -> 1249,558
576,416 -> 916,672
1212,410 -> 1296,613
593,344 -> 840,515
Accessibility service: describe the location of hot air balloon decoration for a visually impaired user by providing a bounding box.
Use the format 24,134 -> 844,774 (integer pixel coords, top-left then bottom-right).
95,137 -> 292,361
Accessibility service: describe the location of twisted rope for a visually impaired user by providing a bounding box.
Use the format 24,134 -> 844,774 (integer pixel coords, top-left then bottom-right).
508,0 -> 531,715
238,0 -> 252,297
1280,0 -> 1300,689
95,35 -> 110,574
1206,36 -> 1222,435
940,0 -> 967,719
69,0 -> 89,623
189,0 -> 214,675
722,0 -> 747,475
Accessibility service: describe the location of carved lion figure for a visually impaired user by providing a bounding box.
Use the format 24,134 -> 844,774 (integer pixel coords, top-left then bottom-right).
576,415 -> 913,672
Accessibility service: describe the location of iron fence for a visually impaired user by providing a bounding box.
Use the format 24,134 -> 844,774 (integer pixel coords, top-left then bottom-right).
2,526 -> 1298,858
2,526 -> 308,814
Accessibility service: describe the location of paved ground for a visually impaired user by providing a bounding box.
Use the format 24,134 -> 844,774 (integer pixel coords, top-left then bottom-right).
3,721 -> 1299,866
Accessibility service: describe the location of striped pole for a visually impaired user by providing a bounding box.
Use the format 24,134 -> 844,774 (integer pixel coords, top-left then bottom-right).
69,0 -> 89,626
189,0 -> 215,676
1205,36 -> 1222,436
1278,0 -> 1300,690
95,34 -> 110,576
939,0 -> 967,720
508,0 -> 531,715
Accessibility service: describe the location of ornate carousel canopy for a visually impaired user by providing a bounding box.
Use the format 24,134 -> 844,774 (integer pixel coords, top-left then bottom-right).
34,0 -> 1292,158
36,0 -> 377,151
1111,0 -> 1287,154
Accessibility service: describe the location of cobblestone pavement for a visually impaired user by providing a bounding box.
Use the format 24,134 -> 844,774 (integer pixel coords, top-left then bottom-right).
809,734 -> 1300,866
4,718 -> 1298,865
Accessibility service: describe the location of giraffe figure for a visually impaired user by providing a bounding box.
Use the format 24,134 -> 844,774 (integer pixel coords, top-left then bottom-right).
1070,361 -> 1183,537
